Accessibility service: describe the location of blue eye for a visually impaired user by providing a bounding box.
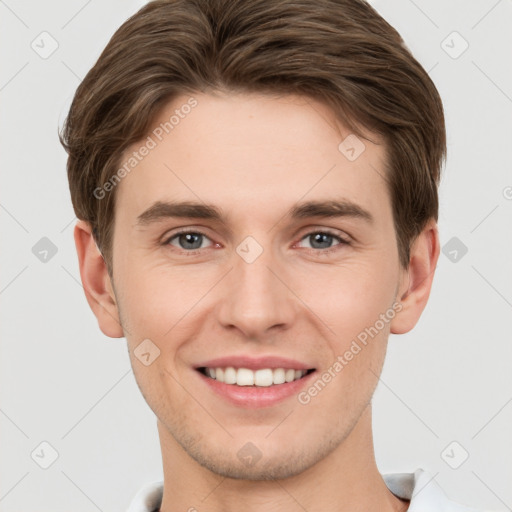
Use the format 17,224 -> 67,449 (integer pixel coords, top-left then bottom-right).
165,230 -> 213,251
298,231 -> 348,251
162,229 -> 350,255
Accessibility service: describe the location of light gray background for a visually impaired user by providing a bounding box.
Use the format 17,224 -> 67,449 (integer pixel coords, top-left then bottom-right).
1,0 -> 511,510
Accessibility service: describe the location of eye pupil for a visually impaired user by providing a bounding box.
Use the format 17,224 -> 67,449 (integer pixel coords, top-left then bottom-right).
180,233 -> 202,250
310,232 -> 333,249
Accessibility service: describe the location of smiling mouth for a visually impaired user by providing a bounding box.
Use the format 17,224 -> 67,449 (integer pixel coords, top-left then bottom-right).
198,367 -> 316,387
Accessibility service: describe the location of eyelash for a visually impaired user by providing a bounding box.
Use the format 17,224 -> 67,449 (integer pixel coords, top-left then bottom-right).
162,228 -> 351,256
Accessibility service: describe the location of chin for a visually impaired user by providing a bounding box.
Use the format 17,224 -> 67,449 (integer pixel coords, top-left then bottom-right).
190,449 -> 318,481
175,426 -> 345,481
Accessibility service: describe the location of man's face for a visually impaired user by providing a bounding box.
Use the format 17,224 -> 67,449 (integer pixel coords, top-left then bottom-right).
110,91 -> 407,479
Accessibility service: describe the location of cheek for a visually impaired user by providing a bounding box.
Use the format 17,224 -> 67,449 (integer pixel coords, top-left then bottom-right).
116,259 -> 209,337
130,361 -> 187,427
297,261 -> 398,337
296,268 -> 395,412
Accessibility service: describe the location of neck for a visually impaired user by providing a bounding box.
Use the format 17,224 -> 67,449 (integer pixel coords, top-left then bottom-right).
157,405 -> 408,512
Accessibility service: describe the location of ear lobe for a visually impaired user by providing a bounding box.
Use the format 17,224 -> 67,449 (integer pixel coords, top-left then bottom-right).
390,219 -> 440,335
73,220 -> 124,338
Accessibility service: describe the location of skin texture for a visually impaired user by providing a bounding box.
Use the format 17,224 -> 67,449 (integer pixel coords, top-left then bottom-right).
74,91 -> 439,512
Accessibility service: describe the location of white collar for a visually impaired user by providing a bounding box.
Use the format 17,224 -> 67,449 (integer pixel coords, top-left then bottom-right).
127,468 -> 481,512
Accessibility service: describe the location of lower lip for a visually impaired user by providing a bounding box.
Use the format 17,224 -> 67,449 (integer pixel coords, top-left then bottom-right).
196,370 -> 316,408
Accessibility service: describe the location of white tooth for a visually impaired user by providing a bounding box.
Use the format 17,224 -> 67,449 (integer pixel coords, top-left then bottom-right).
285,369 -> 295,382
224,366 -> 237,384
211,367 -> 307,385
272,368 -> 286,385
215,367 -> 225,383
237,368 -> 254,386
254,369 -> 273,387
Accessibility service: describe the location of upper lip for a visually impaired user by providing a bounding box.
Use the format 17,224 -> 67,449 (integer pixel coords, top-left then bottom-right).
195,355 -> 315,371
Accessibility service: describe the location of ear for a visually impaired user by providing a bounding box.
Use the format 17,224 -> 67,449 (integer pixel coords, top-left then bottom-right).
390,219 -> 440,334
73,220 -> 124,338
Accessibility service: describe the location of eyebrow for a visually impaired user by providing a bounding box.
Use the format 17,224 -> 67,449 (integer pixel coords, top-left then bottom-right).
135,199 -> 374,226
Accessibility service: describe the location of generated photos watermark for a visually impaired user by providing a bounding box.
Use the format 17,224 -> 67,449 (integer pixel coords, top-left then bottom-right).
297,301 -> 403,405
93,97 -> 198,200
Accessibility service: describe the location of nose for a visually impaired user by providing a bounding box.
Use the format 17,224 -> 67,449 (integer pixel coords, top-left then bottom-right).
216,239 -> 297,340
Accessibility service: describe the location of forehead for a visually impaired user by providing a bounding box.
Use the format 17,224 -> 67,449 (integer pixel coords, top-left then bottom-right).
114,91 -> 390,226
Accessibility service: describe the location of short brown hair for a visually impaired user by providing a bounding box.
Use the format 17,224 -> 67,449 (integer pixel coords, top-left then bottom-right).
60,0 -> 446,274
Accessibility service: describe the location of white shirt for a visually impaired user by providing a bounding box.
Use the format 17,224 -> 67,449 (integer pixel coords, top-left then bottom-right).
126,468 -> 490,511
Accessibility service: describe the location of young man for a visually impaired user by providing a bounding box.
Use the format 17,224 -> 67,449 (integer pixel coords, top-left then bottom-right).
60,0 -> 486,510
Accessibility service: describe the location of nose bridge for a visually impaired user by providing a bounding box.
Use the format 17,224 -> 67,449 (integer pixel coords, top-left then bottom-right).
217,234 -> 295,336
